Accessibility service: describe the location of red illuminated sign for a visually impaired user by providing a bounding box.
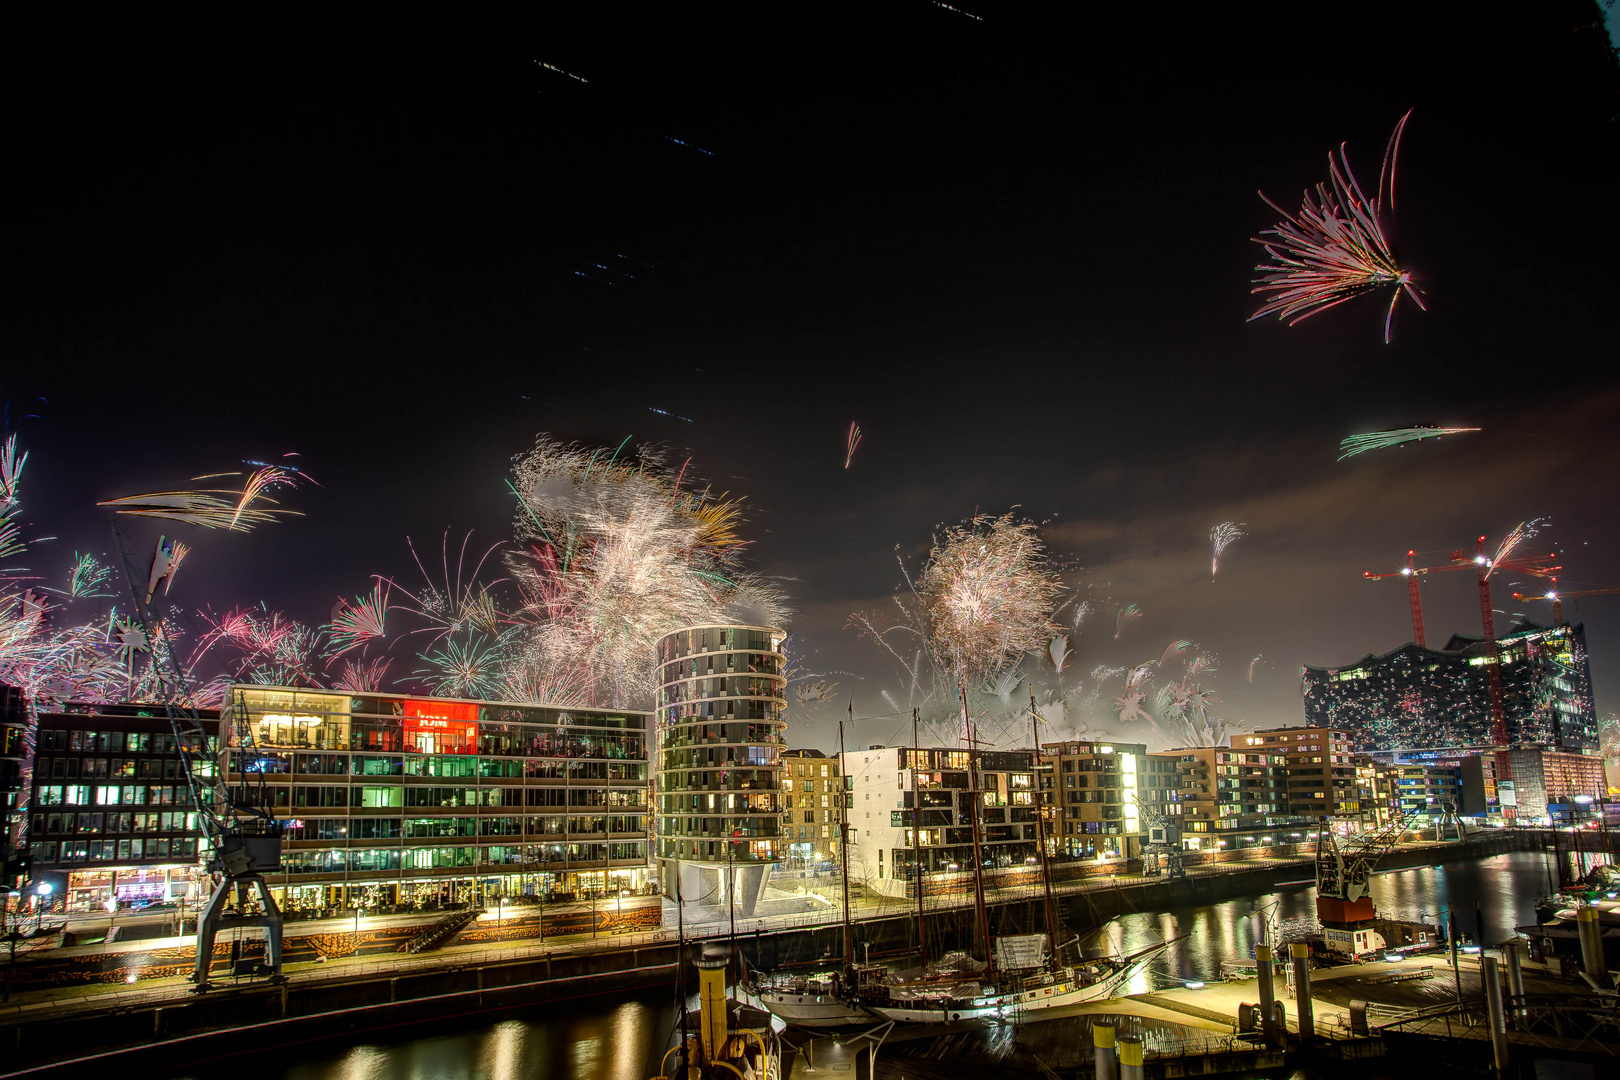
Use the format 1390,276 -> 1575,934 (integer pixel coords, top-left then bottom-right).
403,699 -> 479,751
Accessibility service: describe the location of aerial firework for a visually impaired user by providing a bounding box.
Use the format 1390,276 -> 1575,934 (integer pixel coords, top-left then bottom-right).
1250,110 -> 1424,343
915,513 -> 1062,692
845,422 -> 862,470
503,436 -> 783,708
144,536 -> 188,602
1486,518 -> 1548,579
1338,426 -> 1480,460
325,580 -> 390,659
100,460 -> 310,531
415,632 -> 507,699
1115,603 -> 1141,638
0,434 -> 25,508
333,656 -> 392,694
1071,599 -> 1093,630
1211,522 -> 1246,580
1249,654 -> 1264,683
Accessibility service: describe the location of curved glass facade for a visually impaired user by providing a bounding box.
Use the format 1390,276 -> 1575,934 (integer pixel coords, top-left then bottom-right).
655,625 -> 786,865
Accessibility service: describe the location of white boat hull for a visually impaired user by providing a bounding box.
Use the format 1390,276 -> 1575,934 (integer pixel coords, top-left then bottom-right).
869,961 -> 1139,1025
758,988 -> 875,1028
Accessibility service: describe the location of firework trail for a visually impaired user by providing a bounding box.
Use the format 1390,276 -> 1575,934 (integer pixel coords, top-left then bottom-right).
392,532 -> 507,650
1486,518 -> 1548,580
1250,110 -> 1425,343
144,536 -> 188,602
325,580 -> 391,659
1048,634 -> 1072,674
845,422 -> 863,470
1337,426 -> 1480,461
1158,639 -> 1194,665
100,460 -> 310,532
1211,522 -> 1246,580
0,435 -> 25,508
1249,654 -> 1264,683
1114,604 -> 1141,639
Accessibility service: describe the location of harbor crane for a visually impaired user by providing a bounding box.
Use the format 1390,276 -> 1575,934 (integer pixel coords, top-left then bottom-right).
111,525 -> 285,992
1511,579 -> 1620,624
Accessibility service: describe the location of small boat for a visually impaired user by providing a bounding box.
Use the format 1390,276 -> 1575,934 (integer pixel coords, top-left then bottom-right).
860,940 -> 1170,1025
752,964 -> 883,1027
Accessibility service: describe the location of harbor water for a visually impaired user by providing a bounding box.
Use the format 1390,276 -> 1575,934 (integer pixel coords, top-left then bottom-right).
167,850 -> 1561,1080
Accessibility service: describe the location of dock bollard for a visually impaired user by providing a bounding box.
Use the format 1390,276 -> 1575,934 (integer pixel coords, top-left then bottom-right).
1577,907 -> 1614,990
1255,943 -> 1277,1047
1482,953 -> 1509,1074
1502,940 -> 1526,1022
1118,1035 -> 1144,1080
1290,942 -> 1313,1045
1093,1022 -> 1117,1080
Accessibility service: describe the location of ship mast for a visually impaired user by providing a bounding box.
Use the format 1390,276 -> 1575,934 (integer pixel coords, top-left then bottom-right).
962,685 -> 995,981
1030,695 -> 1060,969
839,708 -> 854,982
912,708 -> 927,965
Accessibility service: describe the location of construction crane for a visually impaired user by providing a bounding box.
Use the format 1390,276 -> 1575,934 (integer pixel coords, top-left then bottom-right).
1512,579 -> 1620,624
1465,535 -> 1559,747
1363,549 -> 1470,648
110,525 -> 285,992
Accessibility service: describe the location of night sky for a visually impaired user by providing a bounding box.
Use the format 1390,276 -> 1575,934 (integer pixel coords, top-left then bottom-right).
4,5 -> 1618,751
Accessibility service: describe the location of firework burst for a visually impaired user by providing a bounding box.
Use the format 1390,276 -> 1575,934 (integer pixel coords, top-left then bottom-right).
1250,110 -> 1424,343
503,436 -> 783,708
1114,604 -> 1141,639
325,580 -> 391,659
916,513 -> 1062,690
415,632 -> 506,699
1211,522 -> 1246,580
844,422 -> 863,470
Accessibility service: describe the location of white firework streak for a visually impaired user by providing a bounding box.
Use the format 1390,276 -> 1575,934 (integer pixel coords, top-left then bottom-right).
1211,522 -> 1246,580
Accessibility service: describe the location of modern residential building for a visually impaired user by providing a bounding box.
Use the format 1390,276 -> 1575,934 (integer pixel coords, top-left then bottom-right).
780,748 -> 841,865
2,681 -> 27,877
1139,751 -> 1185,842
1494,746 -> 1608,824
654,624 -> 786,917
221,687 -> 652,915
842,746 -> 1038,899
1149,746 -> 1291,851
26,702 -> 217,912
1038,739 -> 1146,860
1302,620 -> 1599,752
1243,725 -> 1362,817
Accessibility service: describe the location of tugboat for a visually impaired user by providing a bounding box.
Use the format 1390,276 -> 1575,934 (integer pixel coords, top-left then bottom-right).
652,944 -> 782,1080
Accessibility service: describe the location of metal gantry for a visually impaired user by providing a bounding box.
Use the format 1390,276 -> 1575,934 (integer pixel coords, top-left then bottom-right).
111,523 -> 285,991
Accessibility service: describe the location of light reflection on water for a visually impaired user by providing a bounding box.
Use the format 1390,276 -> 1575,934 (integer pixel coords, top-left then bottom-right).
171,852 -> 1558,1080
1100,849 -> 1554,985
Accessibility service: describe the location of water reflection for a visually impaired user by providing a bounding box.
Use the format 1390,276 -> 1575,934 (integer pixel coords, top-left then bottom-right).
1105,850 -> 1553,985
171,852 -> 1557,1080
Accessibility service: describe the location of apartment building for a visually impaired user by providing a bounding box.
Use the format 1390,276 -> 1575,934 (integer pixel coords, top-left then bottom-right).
1038,740 -> 1146,860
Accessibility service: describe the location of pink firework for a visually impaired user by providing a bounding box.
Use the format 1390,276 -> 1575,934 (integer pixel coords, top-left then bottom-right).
1250,110 -> 1425,343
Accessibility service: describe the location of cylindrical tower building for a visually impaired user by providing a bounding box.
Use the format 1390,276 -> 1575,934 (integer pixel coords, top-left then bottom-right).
655,624 -> 787,918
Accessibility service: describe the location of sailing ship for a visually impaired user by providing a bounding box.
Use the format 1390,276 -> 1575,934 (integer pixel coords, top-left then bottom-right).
754,717 -> 879,1027
860,939 -> 1170,1024
858,694 -> 1174,1025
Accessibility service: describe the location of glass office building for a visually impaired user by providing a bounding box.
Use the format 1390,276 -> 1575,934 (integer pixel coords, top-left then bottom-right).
223,686 -> 651,914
